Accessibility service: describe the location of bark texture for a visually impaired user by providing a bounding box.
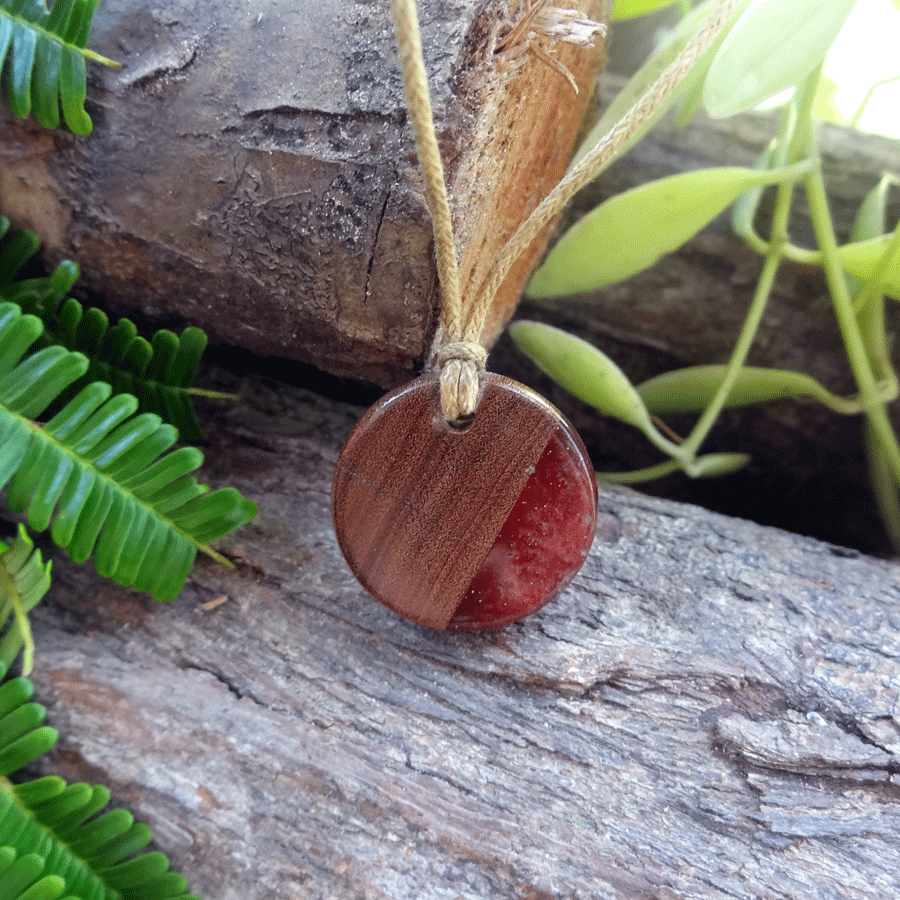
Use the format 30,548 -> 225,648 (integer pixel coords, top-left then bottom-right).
20,366 -> 900,900
0,0 -> 606,386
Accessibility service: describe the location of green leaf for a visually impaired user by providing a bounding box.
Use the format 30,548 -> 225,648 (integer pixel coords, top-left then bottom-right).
0,669 -> 199,900
0,524 -> 52,675
850,177 -> 894,374
703,0 -> 858,118
0,853 -> 51,899
0,227 -> 41,282
509,320 -> 652,431
612,0 -> 677,20
0,0 -> 119,133
0,301 -> 256,602
838,235 -> 900,300
850,178 -> 891,245
571,0 -> 751,169
811,73 -> 845,125
528,162 -> 811,298
0,725 -> 57,775
0,223 -> 211,440
13,874 -> 67,900
636,364 -> 855,415
0,675 -> 34,718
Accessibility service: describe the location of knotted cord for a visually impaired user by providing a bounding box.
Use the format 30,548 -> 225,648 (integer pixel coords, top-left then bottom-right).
388,0 -> 742,424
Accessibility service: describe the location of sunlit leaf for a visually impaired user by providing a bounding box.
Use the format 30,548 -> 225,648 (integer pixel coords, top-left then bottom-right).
528,162 -> 810,298
703,0 -> 858,118
636,364 -> 849,414
572,0 -> 751,168
612,0 -> 678,20
838,235 -> 900,300
509,320 -> 653,431
811,73 -> 845,125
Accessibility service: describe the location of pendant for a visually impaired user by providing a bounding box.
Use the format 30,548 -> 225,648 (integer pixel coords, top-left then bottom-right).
332,373 -> 597,630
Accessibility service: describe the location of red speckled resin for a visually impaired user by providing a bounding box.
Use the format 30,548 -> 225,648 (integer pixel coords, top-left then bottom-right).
449,428 -> 597,629
332,374 -> 597,630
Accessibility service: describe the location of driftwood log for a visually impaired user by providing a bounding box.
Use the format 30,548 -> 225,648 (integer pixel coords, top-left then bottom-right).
0,0 -> 607,386
21,367 -> 900,900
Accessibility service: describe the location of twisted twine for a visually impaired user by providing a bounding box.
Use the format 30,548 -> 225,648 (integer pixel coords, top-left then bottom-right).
390,0 -> 480,425
471,0 -> 743,321
388,0 -> 742,424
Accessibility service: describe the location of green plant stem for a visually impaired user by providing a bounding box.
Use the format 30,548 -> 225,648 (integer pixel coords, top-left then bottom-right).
186,387 -> 241,401
0,9 -> 122,68
802,143 -> 900,485
851,74 -> 900,127
0,566 -> 34,677
598,459 -> 682,485
677,245 -> 782,469
674,75 -> 820,472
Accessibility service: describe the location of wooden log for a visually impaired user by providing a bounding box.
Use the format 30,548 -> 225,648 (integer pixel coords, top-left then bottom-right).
21,366 -> 900,900
0,0 -> 607,386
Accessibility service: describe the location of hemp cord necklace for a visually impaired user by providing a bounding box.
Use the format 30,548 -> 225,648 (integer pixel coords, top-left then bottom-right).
332,0 -> 742,630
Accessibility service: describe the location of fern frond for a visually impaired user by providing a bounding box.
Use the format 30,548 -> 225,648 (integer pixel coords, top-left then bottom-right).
0,672 -> 57,775
0,302 -> 257,602
0,0 -> 119,134
0,220 -> 209,441
0,665 -> 201,899
0,848 -> 66,900
0,525 -> 52,677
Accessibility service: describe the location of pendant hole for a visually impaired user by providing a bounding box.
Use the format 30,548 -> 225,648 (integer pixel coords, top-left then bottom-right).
446,413 -> 475,433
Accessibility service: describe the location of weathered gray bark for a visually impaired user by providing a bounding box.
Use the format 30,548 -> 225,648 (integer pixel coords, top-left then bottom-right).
0,0 -> 606,386
22,367 -> 900,900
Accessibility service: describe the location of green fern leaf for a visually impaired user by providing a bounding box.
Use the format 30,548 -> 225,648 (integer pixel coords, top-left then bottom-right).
0,525 -> 52,676
0,221 -> 209,441
0,0 -> 119,134
0,665 -> 201,899
0,675 -> 57,774
0,220 -> 41,278
0,850 -> 66,900
0,301 -> 256,602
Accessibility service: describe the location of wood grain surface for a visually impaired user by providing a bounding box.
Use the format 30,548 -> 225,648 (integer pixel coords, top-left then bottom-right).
333,375 -> 557,628
16,366 -> 900,900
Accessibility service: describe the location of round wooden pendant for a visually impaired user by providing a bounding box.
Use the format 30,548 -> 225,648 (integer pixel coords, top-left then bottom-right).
332,374 -> 597,630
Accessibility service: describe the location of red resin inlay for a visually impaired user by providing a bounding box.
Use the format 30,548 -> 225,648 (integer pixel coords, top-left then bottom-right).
332,374 -> 598,630
448,428 -> 598,630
